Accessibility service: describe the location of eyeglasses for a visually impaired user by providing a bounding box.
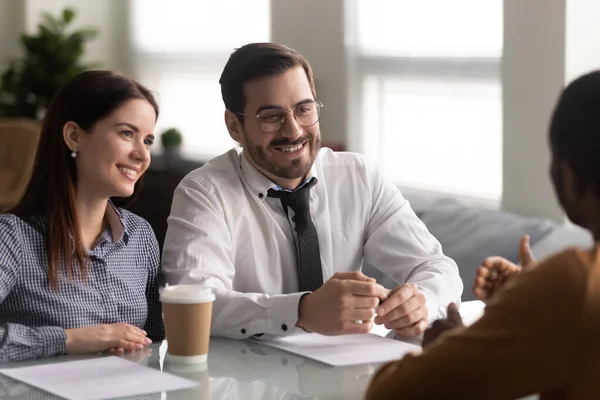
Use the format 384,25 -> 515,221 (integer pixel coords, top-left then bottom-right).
237,100 -> 323,133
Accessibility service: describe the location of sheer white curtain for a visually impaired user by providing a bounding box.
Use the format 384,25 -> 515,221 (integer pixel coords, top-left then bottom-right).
130,0 -> 270,159
352,0 -> 503,200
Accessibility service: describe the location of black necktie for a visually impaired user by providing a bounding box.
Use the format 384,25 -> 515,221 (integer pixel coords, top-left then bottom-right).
268,182 -> 324,292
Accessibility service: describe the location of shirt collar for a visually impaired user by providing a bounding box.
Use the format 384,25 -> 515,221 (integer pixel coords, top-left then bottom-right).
105,201 -> 127,243
238,149 -> 319,201
69,201 -> 128,255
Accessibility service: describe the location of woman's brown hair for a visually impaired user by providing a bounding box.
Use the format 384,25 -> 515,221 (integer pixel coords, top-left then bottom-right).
10,70 -> 159,289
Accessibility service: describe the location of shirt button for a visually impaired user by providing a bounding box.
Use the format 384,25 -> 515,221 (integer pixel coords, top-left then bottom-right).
258,193 -> 264,199
241,328 -> 247,334
281,324 -> 288,331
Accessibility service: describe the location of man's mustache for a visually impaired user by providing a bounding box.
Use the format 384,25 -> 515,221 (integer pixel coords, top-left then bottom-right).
269,135 -> 312,147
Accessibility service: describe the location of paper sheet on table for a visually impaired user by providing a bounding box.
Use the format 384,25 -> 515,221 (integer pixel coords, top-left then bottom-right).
459,300 -> 486,326
257,333 -> 421,367
0,356 -> 198,400
369,322 -> 392,337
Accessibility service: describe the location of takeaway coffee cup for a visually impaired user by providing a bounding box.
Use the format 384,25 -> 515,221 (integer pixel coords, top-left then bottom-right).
160,284 -> 215,364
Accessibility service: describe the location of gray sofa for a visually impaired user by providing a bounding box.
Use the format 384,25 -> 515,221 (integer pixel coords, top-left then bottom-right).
364,192 -> 593,301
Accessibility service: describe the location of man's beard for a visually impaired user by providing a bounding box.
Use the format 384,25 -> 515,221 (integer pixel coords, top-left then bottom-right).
243,131 -> 321,180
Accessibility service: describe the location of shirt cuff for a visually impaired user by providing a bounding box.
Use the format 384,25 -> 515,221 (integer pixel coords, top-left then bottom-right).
39,326 -> 68,357
264,291 -> 309,335
418,288 -> 441,325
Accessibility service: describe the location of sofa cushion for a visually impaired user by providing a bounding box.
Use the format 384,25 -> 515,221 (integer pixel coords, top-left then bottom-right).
416,198 -> 555,301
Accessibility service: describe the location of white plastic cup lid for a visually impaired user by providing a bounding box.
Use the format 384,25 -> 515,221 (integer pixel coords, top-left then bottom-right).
159,285 -> 216,304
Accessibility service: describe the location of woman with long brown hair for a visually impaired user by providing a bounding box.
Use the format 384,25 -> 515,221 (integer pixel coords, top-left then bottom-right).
0,70 -> 165,362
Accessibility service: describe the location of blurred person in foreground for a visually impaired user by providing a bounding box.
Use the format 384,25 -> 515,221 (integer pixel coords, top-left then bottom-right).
366,70 -> 600,399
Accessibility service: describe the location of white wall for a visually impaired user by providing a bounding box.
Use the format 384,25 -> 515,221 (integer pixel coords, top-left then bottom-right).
501,0 -> 565,220
271,0 -> 348,147
565,0 -> 600,82
502,0 -> 600,221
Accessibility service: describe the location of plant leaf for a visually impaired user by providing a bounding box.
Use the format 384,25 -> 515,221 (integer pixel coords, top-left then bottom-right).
63,8 -> 76,25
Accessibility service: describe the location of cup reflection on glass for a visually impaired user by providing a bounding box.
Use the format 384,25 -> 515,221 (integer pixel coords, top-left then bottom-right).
160,284 -> 215,364
164,362 -> 211,400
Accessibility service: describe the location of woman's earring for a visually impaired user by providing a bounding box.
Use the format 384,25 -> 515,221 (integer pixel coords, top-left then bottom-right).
71,151 -> 77,158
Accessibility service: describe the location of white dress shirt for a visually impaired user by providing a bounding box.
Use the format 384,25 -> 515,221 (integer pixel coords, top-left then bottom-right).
162,148 -> 462,339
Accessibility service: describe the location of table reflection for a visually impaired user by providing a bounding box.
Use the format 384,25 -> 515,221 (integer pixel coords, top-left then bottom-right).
162,338 -> 382,400
0,336 -> 399,400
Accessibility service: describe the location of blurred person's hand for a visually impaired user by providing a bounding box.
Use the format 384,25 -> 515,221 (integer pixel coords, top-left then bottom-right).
473,235 -> 536,303
422,303 -> 463,348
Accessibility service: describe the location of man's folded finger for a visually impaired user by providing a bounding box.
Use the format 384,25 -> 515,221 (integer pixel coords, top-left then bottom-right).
353,295 -> 380,309
345,281 -> 387,297
333,271 -> 370,281
385,307 -> 427,329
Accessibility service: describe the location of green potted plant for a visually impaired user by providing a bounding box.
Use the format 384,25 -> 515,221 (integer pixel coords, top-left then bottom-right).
0,7 -> 98,119
160,127 -> 183,165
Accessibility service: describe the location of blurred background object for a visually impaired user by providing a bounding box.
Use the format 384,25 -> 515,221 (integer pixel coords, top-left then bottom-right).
0,7 -> 97,120
160,127 -> 183,166
0,6 -> 97,210
0,118 -> 41,211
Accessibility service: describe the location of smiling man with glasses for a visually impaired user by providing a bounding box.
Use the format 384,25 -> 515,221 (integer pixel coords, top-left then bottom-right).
161,42 -> 462,340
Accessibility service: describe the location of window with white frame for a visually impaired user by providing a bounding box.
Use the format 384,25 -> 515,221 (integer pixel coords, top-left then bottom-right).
352,0 -> 503,201
130,0 -> 270,160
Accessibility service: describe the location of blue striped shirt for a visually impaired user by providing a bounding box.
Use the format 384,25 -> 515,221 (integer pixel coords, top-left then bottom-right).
0,205 -> 165,363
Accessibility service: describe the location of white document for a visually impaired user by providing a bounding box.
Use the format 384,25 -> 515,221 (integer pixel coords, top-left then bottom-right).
257,333 -> 421,367
0,356 -> 198,400
459,300 -> 486,326
369,322 -> 392,338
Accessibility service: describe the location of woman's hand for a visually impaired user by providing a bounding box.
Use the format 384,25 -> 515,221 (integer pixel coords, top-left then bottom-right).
65,323 -> 152,355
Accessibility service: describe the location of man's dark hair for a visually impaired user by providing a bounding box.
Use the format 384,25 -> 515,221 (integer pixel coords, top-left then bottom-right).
550,70 -> 600,196
219,42 -> 317,120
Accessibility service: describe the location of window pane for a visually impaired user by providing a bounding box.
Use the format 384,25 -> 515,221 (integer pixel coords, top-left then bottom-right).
137,63 -> 237,160
130,0 -> 270,159
354,0 -> 502,200
356,0 -> 502,57
362,77 -> 502,200
131,0 -> 270,53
